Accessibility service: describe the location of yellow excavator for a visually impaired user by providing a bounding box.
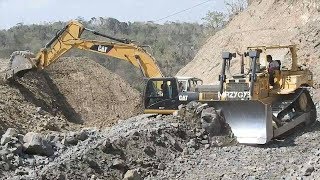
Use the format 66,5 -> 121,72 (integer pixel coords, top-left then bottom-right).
6,21 -> 205,90
6,20 -> 203,114
144,45 -> 316,144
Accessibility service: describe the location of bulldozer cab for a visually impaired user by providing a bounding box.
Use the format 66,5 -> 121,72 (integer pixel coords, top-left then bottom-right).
220,45 -> 313,101
245,45 -> 313,95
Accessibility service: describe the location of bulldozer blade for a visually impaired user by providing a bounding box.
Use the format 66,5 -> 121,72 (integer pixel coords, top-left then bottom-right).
207,100 -> 273,144
5,52 -> 35,80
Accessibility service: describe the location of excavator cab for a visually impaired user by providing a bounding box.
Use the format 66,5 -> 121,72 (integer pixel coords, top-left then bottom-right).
144,77 -> 202,114
144,78 -> 179,114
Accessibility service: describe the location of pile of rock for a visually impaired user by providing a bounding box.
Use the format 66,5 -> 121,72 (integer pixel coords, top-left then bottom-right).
177,102 -> 236,154
0,127 -> 96,176
0,102 -> 236,179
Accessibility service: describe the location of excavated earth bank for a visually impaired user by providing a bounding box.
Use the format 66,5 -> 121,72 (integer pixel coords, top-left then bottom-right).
0,57 -> 141,135
46,57 -> 142,128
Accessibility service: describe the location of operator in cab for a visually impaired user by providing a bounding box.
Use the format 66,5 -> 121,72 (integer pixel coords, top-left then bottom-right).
178,82 -> 184,92
267,55 -> 280,87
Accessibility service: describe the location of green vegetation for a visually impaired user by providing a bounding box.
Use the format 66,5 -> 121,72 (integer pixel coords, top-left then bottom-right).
0,0 -> 249,90
202,0 -> 248,36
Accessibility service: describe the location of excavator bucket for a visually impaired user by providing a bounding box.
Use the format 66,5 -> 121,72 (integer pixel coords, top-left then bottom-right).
207,100 -> 273,144
5,51 -> 36,80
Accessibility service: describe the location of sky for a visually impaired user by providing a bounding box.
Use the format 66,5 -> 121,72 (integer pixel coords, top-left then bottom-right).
0,0 -> 226,29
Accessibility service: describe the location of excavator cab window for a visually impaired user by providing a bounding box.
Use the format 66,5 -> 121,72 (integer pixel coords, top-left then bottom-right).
144,78 -> 179,109
178,80 -> 188,92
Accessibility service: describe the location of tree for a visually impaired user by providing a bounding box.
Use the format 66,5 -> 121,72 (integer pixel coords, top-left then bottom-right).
225,0 -> 248,20
202,11 -> 227,30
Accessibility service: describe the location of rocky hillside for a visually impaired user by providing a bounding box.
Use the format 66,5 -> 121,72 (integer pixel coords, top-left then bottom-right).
178,0 -> 320,86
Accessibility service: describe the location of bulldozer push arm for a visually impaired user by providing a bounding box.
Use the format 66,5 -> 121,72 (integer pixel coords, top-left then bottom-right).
6,20 -> 163,79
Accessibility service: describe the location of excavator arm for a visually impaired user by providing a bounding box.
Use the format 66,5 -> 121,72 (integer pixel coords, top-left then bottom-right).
71,40 -> 163,78
6,20 -> 163,79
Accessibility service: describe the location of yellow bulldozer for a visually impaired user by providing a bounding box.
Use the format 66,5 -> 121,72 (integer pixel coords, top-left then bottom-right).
214,45 -> 316,144
144,45 -> 316,144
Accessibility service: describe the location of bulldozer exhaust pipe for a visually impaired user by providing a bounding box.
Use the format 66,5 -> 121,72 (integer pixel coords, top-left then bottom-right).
220,52 -> 236,95
248,50 -> 260,97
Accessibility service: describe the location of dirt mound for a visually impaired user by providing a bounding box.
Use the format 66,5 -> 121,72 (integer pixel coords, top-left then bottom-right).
178,0 -> 320,87
0,59 -> 74,135
46,57 -> 142,128
0,57 -> 141,134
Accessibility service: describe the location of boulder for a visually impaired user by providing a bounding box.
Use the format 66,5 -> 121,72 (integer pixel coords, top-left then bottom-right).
1,128 -> 18,145
78,129 -> 90,141
158,163 -> 166,170
62,130 -> 91,145
112,158 -> 125,168
201,107 -> 223,136
62,132 -> 78,145
100,138 -> 113,152
303,166 -> 315,176
23,132 -> 54,156
144,146 -> 156,157
0,161 -> 10,171
123,169 -> 142,180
